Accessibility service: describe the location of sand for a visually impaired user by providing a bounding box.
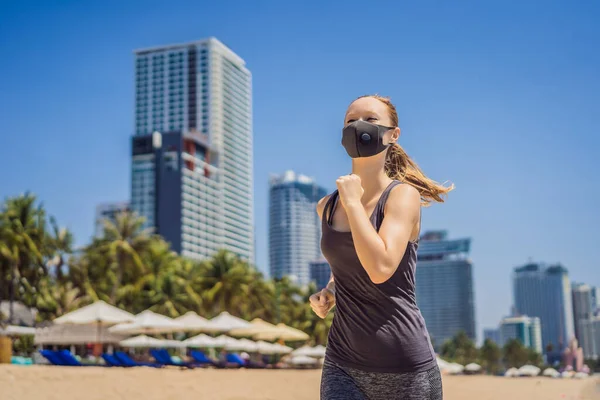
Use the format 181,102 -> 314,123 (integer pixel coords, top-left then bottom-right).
1,365 -> 598,400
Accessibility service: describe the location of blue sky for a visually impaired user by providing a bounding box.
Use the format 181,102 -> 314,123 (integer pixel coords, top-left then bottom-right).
1,1 -> 599,340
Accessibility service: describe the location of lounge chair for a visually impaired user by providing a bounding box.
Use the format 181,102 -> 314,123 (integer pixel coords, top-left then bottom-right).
150,349 -> 194,368
101,353 -> 122,367
226,353 -> 246,367
114,351 -> 162,368
57,350 -> 102,366
39,350 -> 66,366
189,350 -> 217,367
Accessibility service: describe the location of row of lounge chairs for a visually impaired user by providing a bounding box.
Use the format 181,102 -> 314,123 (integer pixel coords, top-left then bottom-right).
39,349 -> 269,369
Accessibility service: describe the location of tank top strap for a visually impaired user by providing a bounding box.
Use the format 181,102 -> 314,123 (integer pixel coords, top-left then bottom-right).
373,180 -> 403,231
323,190 -> 339,225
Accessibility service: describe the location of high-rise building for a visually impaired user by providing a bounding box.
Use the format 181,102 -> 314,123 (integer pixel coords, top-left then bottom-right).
131,38 -> 253,262
498,316 -> 543,354
572,283 -> 594,347
94,202 -> 130,237
513,263 -> 575,360
483,328 -> 501,345
592,287 -> 600,316
416,231 -> 476,349
269,171 -> 327,287
579,317 -> 599,359
310,259 -> 331,290
572,283 -> 600,359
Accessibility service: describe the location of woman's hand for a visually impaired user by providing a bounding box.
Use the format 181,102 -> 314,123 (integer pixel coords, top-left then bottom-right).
309,287 -> 335,319
336,174 -> 364,209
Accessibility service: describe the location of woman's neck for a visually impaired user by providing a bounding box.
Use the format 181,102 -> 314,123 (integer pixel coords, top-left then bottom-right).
351,160 -> 392,199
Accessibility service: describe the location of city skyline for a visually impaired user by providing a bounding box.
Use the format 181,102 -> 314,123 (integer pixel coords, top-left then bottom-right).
1,2 -> 598,342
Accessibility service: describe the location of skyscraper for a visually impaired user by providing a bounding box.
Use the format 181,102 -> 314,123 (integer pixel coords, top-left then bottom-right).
592,287 -> 600,316
94,202 -> 130,237
572,283 -> 600,359
513,263 -> 575,360
131,38 -> 253,262
498,316 -> 543,354
269,171 -> 327,287
416,231 -> 476,349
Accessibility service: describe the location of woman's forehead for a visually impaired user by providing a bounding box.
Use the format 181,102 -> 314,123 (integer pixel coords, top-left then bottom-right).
346,97 -> 387,116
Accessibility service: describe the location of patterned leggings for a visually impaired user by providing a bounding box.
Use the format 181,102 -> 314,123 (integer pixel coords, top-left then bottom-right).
321,359 -> 443,400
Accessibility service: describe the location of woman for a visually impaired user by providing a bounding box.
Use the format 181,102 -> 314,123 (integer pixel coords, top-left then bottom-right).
310,95 -> 452,400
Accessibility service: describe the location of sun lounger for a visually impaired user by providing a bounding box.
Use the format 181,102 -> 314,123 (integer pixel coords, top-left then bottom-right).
114,351 -> 162,368
150,349 -> 194,368
101,353 -> 122,367
189,350 -> 217,367
39,350 -> 66,366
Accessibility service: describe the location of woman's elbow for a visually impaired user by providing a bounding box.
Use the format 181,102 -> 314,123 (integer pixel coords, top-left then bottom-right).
367,265 -> 397,284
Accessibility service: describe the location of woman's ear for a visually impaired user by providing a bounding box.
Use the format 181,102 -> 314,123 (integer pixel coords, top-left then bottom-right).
389,127 -> 401,144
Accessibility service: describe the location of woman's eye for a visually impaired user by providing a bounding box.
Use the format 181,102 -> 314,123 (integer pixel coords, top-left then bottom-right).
367,117 -> 378,121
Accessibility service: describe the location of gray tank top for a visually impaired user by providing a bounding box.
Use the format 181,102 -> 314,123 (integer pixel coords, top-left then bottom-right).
321,180 -> 436,373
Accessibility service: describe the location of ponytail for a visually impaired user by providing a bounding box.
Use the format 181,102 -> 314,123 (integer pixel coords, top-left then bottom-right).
385,143 -> 453,206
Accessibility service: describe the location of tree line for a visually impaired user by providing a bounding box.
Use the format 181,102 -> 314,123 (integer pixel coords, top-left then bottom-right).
0,193 -> 332,344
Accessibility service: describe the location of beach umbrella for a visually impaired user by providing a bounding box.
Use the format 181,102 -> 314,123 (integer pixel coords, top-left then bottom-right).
436,357 -> 451,371
54,301 -> 134,326
253,323 -> 309,341
292,345 -> 327,358
226,338 -> 258,352
561,370 -> 574,378
174,312 -> 214,332
205,312 -> 251,333
120,335 -> 167,348
289,355 -> 318,365
271,342 -> 293,354
518,364 -> 540,377
0,325 -> 36,336
504,367 -> 519,377
465,363 -> 482,374
183,334 -> 218,348
53,301 -> 134,353
256,340 -> 279,355
212,334 -> 240,348
574,372 -> 589,379
34,324 -> 127,345
229,318 -> 278,337
543,368 -> 560,378
109,310 -> 184,335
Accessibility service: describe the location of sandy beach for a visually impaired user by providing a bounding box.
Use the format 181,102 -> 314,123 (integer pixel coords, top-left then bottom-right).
1,365 -> 598,400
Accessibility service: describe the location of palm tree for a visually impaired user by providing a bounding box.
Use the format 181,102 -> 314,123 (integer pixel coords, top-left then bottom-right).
479,339 -> 502,374
99,211 -> 152,303
127,239 -> 201,316
0,194 -> 46,316
45,216 -> 73,283
503,339 -> 529,368
198,249 -> 255,317
35,279 -> 88,321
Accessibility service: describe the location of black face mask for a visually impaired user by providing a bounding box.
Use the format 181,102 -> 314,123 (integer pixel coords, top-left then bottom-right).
341,120 -> 395,158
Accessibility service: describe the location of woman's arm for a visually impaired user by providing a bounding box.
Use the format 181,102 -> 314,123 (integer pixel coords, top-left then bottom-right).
343,182 -> 420,284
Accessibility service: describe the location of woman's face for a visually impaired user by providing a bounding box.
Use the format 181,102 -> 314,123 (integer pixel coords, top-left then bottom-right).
345,97 -> 399,145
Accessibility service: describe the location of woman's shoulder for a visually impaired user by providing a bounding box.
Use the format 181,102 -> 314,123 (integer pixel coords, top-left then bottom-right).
316,194 -> 332,220
386,181 -> 421,209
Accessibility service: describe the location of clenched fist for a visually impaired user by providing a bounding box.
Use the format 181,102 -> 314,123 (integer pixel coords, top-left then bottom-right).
336,174 -> 364,208
309,287 -> 335,319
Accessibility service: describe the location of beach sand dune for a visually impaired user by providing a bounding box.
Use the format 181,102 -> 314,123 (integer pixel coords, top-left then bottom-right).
1,365 -> 598,400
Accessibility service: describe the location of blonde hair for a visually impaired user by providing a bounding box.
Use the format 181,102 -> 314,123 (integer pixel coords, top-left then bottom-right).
354,95 -> 454,206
